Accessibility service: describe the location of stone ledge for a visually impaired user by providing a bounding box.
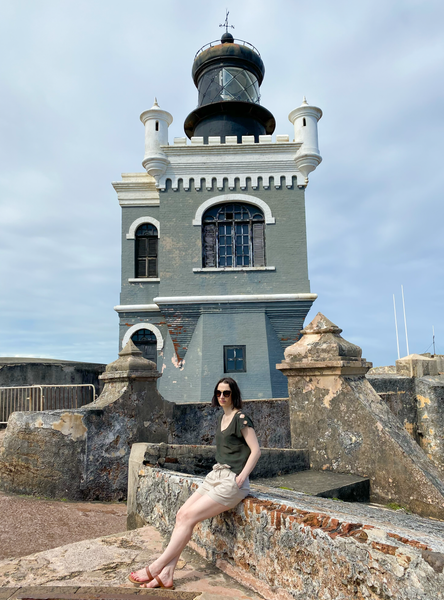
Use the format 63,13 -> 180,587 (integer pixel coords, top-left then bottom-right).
130,463 -> 444,600
140,443 -> 309,478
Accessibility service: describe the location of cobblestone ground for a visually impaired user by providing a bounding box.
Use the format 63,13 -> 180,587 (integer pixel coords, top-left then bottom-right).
0,490 -> 127,561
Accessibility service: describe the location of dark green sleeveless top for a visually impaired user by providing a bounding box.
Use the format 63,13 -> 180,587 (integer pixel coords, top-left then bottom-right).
215,411 -> 255,474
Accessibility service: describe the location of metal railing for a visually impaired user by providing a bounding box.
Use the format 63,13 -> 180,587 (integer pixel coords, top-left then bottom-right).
0,384 -> 96,424
194,38 -> 261,59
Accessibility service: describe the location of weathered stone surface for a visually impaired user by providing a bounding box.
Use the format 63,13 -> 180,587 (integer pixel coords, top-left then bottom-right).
131,464 -> 444,600
0,528 -> 263,599
140,442 -> 307,478
0,342 -> 170,501
253,470 -> 369,502
366,373 -> 418,441
396,354 -> 444,378
277,313 -> 444,519
169,398 -> 290,449
416,376 -> 444,475
0,358 -> 105,395
368,371 -> 444,473
1,587 -> 198,600
286,312 -> 364,364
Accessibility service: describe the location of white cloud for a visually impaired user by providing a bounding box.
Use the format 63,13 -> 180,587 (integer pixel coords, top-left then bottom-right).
0,0 -> 443,367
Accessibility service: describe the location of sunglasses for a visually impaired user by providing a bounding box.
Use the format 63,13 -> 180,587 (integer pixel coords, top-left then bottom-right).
216,390 -> 232,397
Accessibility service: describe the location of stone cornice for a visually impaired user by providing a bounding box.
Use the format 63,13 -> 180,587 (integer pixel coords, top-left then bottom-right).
154,293 -> 317,304
158,141 -> 307,191
112,173 -> 160,206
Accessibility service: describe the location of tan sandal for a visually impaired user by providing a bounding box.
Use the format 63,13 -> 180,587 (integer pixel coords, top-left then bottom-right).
154,575 -> 175,590
128,566 -> 153,586
141,575 -> 175,590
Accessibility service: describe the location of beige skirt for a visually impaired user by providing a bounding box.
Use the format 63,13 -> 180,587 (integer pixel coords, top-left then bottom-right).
196,463 -> 250,508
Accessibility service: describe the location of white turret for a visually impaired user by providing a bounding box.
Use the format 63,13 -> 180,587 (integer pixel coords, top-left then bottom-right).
288,97 -> 322,185
140,99 -> 173,182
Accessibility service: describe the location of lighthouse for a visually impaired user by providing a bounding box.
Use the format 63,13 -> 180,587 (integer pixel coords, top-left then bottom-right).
113,31 -> 323,402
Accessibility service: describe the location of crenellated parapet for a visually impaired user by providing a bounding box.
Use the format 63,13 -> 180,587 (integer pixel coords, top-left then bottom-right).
138,106 -> 322,190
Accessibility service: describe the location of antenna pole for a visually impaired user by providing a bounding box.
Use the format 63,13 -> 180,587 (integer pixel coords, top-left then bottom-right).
433,325 -> 436,356
401,285 -> 410,355
393,294 -> 400,360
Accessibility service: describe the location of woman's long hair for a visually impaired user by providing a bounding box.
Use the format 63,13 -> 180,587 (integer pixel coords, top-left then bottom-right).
211,377 -> 243,409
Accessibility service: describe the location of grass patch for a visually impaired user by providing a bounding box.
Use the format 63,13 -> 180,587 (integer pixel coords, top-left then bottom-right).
386,502 -> 410,512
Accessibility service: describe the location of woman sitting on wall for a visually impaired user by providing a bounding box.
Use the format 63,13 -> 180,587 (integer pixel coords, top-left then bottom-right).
128,376 -> 261,590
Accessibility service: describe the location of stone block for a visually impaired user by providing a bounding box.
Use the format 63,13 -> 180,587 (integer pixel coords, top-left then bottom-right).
396,354 -> 440,377
277,313 -> 444,519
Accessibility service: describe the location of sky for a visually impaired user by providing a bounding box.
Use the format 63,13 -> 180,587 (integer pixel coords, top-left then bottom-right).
0,0 -> 443,367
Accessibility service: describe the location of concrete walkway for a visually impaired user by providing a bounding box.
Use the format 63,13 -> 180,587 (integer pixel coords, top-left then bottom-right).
0,526 -> 264,599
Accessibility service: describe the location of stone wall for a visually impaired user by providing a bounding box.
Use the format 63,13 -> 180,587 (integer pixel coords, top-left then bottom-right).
0,358 -> 105,395
169,397 -> 290,448
367,373 -> 418,441
416,376 -> 444,476
278,313 -> 444,519
0,342 -> 168,501
140,442 -> 308,478
128,457 -> 444,600
367,369 -> 444,473
0,343 -> 291,501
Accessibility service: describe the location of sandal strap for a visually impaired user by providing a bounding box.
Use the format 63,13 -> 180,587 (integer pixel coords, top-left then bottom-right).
155,575 -> 165,588
145,566 -> 153,581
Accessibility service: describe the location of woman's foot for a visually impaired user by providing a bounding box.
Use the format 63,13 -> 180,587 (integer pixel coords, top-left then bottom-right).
141,566 -> 174,589
128,562 -> 159,585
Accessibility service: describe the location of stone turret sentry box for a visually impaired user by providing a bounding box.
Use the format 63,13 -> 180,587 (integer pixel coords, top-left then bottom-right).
113,32 -> 323,403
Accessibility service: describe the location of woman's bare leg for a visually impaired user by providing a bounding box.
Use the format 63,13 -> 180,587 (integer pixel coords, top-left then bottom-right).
130,490 -> 224,584
140,493 -> 230,589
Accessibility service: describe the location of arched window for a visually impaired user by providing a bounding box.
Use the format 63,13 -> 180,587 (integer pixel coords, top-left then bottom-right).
202,203 -> 265,268
131,328 -> 157,361
135,223 -> 158,278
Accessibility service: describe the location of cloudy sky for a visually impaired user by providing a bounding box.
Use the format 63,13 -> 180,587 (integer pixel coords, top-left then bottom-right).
0,0 -> 443,367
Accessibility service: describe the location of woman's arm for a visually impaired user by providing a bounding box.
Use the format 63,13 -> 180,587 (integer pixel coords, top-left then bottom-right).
236,426 -> 261,488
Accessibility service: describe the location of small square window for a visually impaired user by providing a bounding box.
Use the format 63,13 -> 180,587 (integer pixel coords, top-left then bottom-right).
224,345 -> 246,373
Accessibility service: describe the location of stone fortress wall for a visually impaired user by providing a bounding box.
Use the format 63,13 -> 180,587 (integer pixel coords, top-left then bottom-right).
0,357 -> 105,395
1,314 -> 444,598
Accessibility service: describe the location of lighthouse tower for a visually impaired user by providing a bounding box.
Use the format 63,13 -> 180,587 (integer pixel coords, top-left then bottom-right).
113,32 -> 322,403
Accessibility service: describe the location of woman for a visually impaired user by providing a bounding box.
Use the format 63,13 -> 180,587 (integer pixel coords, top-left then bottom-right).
128,377 -> 261,590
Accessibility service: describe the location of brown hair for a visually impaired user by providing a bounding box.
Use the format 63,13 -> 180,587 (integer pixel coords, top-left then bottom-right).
211,377 -> 243,409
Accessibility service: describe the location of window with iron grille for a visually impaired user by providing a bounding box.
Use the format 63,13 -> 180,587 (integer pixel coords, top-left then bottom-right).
135,223 -> 158,278
131,329 -> 157,362
202,203 -> 265,268
224,345 -> 246,373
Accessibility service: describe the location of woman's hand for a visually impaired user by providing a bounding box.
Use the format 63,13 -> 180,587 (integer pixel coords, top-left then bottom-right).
236,475 -> 245,488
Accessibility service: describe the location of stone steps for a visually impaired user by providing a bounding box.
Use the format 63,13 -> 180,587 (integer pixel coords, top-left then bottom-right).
252,469 -> 370,502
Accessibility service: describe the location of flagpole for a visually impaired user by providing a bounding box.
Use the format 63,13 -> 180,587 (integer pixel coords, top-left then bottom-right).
401,285 -> 410,356
393,294 -> 400,360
